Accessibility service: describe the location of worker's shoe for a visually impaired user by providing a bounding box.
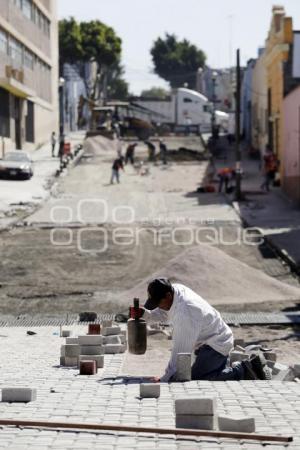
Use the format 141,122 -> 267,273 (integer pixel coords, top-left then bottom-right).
249,354 -> 272,380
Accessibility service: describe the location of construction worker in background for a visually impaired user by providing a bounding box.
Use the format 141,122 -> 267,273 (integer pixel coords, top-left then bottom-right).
217,167 -> 235,193
138,278 -> 271,382
125,143 -> 137,165
261,145 -> 278,192
145,140 -> 156,162
159,140 -> 167,165
110,157 -> 124,184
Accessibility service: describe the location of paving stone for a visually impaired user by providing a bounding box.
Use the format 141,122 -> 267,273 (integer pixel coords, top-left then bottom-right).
294,364 -> 300,377
218,415 -> 255,432
65,338 -> 78,344
176,414 -> 216,430
140,384 -> 160,398
230,351 -> 250,364
103,335 -> 122,345
263,352 -> 277,363
78,355 -> 104,368
104,344 -> 126,354
61,330 -> 72,338
176,353 -> 191,381
64,344 -> 80,357
78,335 -> 103,346
1,388 -> 37,403
63,356 -> 78,367
80,345 -> 104,355
102,326 -> 121,336
79,360 -> 97,375
175,397 -> 217,415
88,324 -> 101,335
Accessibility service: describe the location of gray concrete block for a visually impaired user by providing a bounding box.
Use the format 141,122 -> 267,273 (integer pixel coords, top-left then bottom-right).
272,362 -> 289,375
66,337 -> 78,344
263,352 -> 277,362
104,344 -> 126,354
266,360 -> 275,369
78,335 -> 103,346
234,338 -> 245,347
60,356 -> 65,366
102,326 -> 121,336
175,397 -> 217,415
101,320 -> 113,327
102,335 -> 121,345
218,415 -> 255,432
79,355 -> 104,369
64,344 -> 80,357
294,363 -> 300,377
230,351 -> 250,364
234,345 -> 245,352
2,388 -> 37,403
119,335 -> 126,344
176,353 -> 191,381
176,414 -> 216,430
61,330 -> 72,338
80,345 -> 104,355
272,367 -> 295,381
140,383 -> 160,398
64,357 -> 78,367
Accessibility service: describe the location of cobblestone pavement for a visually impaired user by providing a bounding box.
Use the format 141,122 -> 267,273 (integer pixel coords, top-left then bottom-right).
0,326 -> 299,449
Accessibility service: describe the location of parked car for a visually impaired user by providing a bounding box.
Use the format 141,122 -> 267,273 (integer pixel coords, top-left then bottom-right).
0,151 -> 34,180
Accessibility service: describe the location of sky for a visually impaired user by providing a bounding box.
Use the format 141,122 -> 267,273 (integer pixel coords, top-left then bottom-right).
58,0 -> 300,94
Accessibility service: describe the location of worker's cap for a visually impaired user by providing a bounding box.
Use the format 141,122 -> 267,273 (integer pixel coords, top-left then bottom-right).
144,277 -> 173,310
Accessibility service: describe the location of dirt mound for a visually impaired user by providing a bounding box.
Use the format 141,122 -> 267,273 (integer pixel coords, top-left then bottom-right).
122,245 -> 300,307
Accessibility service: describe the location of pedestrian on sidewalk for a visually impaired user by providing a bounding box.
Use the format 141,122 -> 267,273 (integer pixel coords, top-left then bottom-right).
51,132 -> 56,157
260,145 -> 278,192
217,167 -> 234,193
125,143 -> 137,165
139,278 -> 271,382
110,157 -> 124,184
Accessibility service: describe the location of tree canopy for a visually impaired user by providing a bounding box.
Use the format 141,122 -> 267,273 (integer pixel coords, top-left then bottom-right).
141,87 -> 170,99
151,34 -> 206,89
59,17 -> 128,100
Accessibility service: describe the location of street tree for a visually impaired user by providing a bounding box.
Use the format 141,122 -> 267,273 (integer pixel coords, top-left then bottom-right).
151,34 -> 206,89
59,18 -> 127,101
141,87 -> 170,98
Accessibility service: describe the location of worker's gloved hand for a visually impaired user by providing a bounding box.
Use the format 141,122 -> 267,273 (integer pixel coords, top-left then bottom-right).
129,306 -> 145,319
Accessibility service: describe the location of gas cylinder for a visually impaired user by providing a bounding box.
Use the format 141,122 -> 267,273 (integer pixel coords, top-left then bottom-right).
127,298 -> 147,355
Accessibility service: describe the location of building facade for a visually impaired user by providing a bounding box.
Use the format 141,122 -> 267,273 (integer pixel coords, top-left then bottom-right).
264,5 -> 293,178
251,48 -> 268,154
0,0 -> 58,154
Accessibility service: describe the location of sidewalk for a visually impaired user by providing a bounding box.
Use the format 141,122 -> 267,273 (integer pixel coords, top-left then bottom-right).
213,138 -> 300,270
0,131 -> 85,229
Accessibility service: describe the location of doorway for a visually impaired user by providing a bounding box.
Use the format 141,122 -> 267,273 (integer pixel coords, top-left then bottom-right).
14,97 -> 21,149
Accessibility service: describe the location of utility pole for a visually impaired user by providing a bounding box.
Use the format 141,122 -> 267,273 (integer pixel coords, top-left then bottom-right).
235,49 -> 242,201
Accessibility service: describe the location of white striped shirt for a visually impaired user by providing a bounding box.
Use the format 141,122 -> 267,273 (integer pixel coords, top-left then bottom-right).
143,283 -> 234,382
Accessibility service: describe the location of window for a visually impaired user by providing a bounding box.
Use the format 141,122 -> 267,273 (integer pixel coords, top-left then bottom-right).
22,0 -> 32,19
25,101 -> 34,143
0,29 -> 8,55
9,37 -> 23,66
0,88 -> 10,138
183,98 -> 193,103
24,49 -> 34,70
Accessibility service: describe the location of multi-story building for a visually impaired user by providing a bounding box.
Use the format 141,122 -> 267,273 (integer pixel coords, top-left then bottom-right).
264,5 -> 293,179
0,0 -> 58,154
241,58 -> 256,144
251,48 -> 268,154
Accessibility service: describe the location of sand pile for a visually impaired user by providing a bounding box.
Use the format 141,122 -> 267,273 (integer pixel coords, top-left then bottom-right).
121,245 -> 300,306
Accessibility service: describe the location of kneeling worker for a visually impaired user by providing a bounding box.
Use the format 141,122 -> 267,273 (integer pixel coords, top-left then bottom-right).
141,278 -> 270,382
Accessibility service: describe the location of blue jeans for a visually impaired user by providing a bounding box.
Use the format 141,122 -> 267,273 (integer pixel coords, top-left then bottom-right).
111,169 -> 120,184
191,345 -> 244,381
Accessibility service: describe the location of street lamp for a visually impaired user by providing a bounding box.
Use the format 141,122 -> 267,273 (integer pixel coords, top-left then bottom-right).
211,71 -> 218,136
59,77 -> 65,135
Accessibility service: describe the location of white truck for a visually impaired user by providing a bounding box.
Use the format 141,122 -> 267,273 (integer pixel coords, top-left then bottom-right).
135,88 -> 229,133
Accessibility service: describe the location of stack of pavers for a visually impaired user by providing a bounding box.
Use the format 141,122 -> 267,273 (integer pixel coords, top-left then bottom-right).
102,324 -> 127,354
175,397 -> 256,432
175,397 -> 217,430
59,322 -> 127,370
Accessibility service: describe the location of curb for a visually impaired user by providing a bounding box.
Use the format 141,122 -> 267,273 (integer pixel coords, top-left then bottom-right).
231,200 -> 300,276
